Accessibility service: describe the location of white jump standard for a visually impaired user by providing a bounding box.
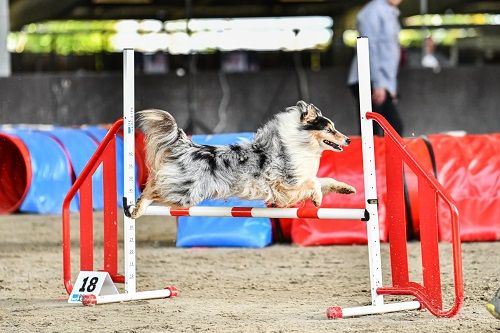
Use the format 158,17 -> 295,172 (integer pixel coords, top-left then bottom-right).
62,38 -> 463,317
63,49 -> 178,306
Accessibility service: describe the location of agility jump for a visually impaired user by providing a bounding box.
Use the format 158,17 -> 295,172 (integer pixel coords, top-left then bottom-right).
62,37 -> 464,317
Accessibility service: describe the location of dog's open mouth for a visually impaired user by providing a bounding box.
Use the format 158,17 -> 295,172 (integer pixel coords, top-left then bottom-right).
323,140 -> 343,151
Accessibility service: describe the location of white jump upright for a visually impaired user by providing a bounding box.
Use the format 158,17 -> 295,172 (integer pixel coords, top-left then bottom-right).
90,49 -> 176,305
123,48 -> 137,295
326,38 -> 463,320
357,36 -> 384,309
67,49 -> 177,306
326,37 -> 420,318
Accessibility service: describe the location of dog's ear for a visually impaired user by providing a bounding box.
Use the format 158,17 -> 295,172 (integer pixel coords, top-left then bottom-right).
296,100 -> 308,112
310,103 -> 322,116
297,101 -> 318,123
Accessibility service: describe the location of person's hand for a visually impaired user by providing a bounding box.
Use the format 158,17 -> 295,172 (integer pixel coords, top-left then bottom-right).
372,88 -> 386,105
390,91 -> 399,104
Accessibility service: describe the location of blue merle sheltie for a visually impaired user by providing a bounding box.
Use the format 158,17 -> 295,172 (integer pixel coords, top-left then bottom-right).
126,101 -> 355,219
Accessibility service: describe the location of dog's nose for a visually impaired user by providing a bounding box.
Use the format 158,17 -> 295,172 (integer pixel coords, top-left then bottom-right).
345,137 -> 351,145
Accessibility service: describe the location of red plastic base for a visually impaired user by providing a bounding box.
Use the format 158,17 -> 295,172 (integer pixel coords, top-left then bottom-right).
165,286 -> 179,298
82,294 -> 97,306
326,306 -> 343,319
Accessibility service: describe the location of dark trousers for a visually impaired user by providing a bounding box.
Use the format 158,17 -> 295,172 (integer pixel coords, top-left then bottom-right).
349,84 -> 404,136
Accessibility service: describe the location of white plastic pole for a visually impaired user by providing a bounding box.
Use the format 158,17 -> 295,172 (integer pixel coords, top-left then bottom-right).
144,205 -> 366,220
357,37 -> 384,307
123,49 -> 136,294
341,301 -> 421,318
94,289 -> 173,305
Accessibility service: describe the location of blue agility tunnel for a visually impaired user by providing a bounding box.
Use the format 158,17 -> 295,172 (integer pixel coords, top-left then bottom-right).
176,132 -> 273,248
0,124 -> 140,214
49,127 -> 104,210
0,128 -> 77,214
176,198 -> 272,248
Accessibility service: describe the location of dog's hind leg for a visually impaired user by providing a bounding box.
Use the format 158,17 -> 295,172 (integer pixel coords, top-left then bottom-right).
129,195 -> 153,219
318,177 -> 356,195
127,180 -> 159,219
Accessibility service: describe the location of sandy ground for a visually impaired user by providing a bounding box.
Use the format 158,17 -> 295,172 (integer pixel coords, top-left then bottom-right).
0,213 -> 499,333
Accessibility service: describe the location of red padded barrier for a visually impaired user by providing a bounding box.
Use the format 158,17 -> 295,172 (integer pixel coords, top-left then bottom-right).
428,134 -> 500,242
282,133 -> 499,245
286,137 -> 388,246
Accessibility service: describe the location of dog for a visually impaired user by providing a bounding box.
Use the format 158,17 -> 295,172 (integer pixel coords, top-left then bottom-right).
126,101 -> 355,219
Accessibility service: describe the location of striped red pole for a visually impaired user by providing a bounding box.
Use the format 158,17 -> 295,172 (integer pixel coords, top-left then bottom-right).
143,205 -> 367,220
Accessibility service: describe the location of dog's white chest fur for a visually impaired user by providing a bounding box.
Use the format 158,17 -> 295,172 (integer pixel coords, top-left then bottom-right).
277,112 -> 322,180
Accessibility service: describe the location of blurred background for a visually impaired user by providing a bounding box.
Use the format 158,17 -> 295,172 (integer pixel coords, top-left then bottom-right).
0,1 -> 498,252
0,0 -> 499,135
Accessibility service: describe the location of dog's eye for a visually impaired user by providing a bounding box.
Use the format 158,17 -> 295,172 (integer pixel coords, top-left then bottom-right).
326,128 -> 336,134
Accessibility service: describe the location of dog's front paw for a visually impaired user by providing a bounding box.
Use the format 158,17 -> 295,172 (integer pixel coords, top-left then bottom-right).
311,192 -> 323,207
335,183 -> 356,195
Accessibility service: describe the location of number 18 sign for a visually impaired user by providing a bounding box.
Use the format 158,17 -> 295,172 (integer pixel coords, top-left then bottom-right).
68,271 -> 118,304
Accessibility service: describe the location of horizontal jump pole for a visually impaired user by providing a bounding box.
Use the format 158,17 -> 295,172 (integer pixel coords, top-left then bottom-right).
82,287 -> 177,306
143,205 -> 368,220
327,300 -> 421,319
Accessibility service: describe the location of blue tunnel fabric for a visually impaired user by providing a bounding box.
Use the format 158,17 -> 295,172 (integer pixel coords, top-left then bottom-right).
1,128 -> 77,214
176,198 -> 272,248
49,128 -> 104,210
176,132 -> 272,248
191,132 -> 255,146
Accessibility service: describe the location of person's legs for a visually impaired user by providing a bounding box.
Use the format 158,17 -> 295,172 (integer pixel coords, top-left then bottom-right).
348,84 -> 404,136
371,98 -> 385,136
377,91 -> 404,136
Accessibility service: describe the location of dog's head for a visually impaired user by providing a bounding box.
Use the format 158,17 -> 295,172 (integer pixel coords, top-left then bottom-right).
289,100 -> 351,152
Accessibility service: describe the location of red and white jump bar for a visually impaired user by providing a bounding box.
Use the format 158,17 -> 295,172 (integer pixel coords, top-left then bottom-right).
143,205 -> 368,220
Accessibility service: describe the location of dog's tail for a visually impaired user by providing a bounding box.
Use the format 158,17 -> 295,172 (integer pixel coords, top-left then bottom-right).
137,109 -> 182,170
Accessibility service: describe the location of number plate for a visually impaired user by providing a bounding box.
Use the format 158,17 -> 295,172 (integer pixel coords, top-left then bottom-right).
68,271 -> 118,304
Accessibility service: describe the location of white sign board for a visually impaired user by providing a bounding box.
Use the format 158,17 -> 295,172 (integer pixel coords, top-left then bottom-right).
68,271 -> 118,304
